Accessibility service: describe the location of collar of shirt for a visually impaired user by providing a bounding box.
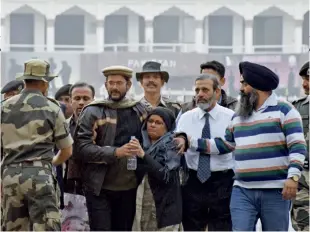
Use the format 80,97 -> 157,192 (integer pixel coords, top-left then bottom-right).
141,96 -> 167,107
257,92 -> 278,111
197,103 -> 220,120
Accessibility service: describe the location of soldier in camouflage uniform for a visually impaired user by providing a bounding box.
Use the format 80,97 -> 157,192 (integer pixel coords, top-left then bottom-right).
1,59 -> 73,231
291,61 -> 309,231
134,61 -> 182,231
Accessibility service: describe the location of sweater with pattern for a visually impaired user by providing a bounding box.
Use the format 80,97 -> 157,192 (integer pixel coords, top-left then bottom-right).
190,93 -> 307,189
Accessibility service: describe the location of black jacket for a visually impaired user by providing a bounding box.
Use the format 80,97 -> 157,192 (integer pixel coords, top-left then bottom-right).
136,153 -> 183,229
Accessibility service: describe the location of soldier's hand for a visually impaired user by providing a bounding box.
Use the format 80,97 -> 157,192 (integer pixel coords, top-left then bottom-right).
282,178 -> 298,200
115,144 -> 135,158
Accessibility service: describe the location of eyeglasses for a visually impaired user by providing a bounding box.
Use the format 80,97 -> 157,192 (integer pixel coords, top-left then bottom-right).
147,119 -> 164,126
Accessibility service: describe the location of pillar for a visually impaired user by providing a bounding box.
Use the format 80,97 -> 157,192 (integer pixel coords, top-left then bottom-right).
34,14 -> 45,52
46,19 -> 55,52
145,19 -> 153,52
232,16 -> 243,54
195,19 -> 203,53
128,14 -> 139,52
1,17 -> 9,52
203,17 -> 209,53
244,19 -> 253,53
294,19 -> 303,53
96,19 -> 104,52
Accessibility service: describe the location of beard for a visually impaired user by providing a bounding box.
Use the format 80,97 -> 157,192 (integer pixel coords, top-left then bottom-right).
236,90 -> 258,119
108,89 -> 127,102
196,92 -> 216,111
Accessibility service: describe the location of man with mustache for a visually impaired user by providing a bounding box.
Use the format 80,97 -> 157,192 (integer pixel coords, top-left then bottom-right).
291,61 -> 309,231
181,60 -> 237,114
64,82 -> 95,195
73,66 -> 186,231
137,61 -> 181,117
176,73 -> 235,231
188,61 -> 307,231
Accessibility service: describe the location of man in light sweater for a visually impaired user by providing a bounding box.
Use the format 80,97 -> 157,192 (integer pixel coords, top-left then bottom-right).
188,61 -> 307,231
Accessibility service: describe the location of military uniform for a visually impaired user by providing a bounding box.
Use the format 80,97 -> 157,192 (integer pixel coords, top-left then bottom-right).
291,95 -> 309,231
1,59 -> 73,231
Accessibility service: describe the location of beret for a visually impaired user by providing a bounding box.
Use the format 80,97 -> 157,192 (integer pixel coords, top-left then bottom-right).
299,61 -> 309,76
239,61 -> 279,91
102,66 -> 133,79
55,84 -> 72,100
1,80 -> 24,94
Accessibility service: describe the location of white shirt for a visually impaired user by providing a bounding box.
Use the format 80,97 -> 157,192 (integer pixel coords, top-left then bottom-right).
176,104 -> 235,171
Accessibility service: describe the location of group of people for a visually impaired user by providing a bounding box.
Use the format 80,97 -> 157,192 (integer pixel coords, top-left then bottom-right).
1,58 -> 309,231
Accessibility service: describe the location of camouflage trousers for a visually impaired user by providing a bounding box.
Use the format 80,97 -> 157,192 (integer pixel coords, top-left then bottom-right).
291,170 -> 309,231
1,161 -> 61,231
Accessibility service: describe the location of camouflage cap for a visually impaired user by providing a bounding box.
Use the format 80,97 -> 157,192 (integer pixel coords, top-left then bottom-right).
102,66 -> 133,79
16,59 -> 58,82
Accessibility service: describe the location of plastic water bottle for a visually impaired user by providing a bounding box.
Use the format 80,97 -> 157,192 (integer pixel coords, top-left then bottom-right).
127,136 -> 137,170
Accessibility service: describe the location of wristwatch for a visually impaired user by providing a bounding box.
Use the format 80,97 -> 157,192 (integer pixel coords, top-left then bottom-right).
290,175 -> 300,182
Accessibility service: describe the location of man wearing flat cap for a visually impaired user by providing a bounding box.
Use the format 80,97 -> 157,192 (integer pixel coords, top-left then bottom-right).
1,59 -> 73,231
73,65 -> 187,231
186,61 -> 306,231
291,61 -> 309,232
1,80 -> 24,101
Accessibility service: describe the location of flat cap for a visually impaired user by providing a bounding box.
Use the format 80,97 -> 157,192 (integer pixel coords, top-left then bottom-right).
16,59 -> 57,82
299,61 -> 309,76
55,84 -> 72,100
102,66 -> 133,79
239,61 -> 279,91
1,80 -> 24,94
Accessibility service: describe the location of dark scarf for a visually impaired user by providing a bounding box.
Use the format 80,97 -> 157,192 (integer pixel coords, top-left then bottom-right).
142,131 -> 181,183
141,107 -> 180,183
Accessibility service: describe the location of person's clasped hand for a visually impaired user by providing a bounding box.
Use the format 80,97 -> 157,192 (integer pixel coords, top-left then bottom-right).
128,138 -> 145,158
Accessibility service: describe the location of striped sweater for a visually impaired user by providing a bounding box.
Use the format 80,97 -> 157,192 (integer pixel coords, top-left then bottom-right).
190,93 -> 307,189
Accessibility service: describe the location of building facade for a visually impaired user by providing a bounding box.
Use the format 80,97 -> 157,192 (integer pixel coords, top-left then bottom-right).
1,0 -> 309,54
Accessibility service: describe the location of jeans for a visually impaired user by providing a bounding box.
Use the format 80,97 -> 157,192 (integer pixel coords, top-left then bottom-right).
230,186 -> 291,231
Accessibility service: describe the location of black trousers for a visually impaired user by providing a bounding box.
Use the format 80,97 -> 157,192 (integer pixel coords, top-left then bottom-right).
85,188 -> 137,231
182,169 -> 234,231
